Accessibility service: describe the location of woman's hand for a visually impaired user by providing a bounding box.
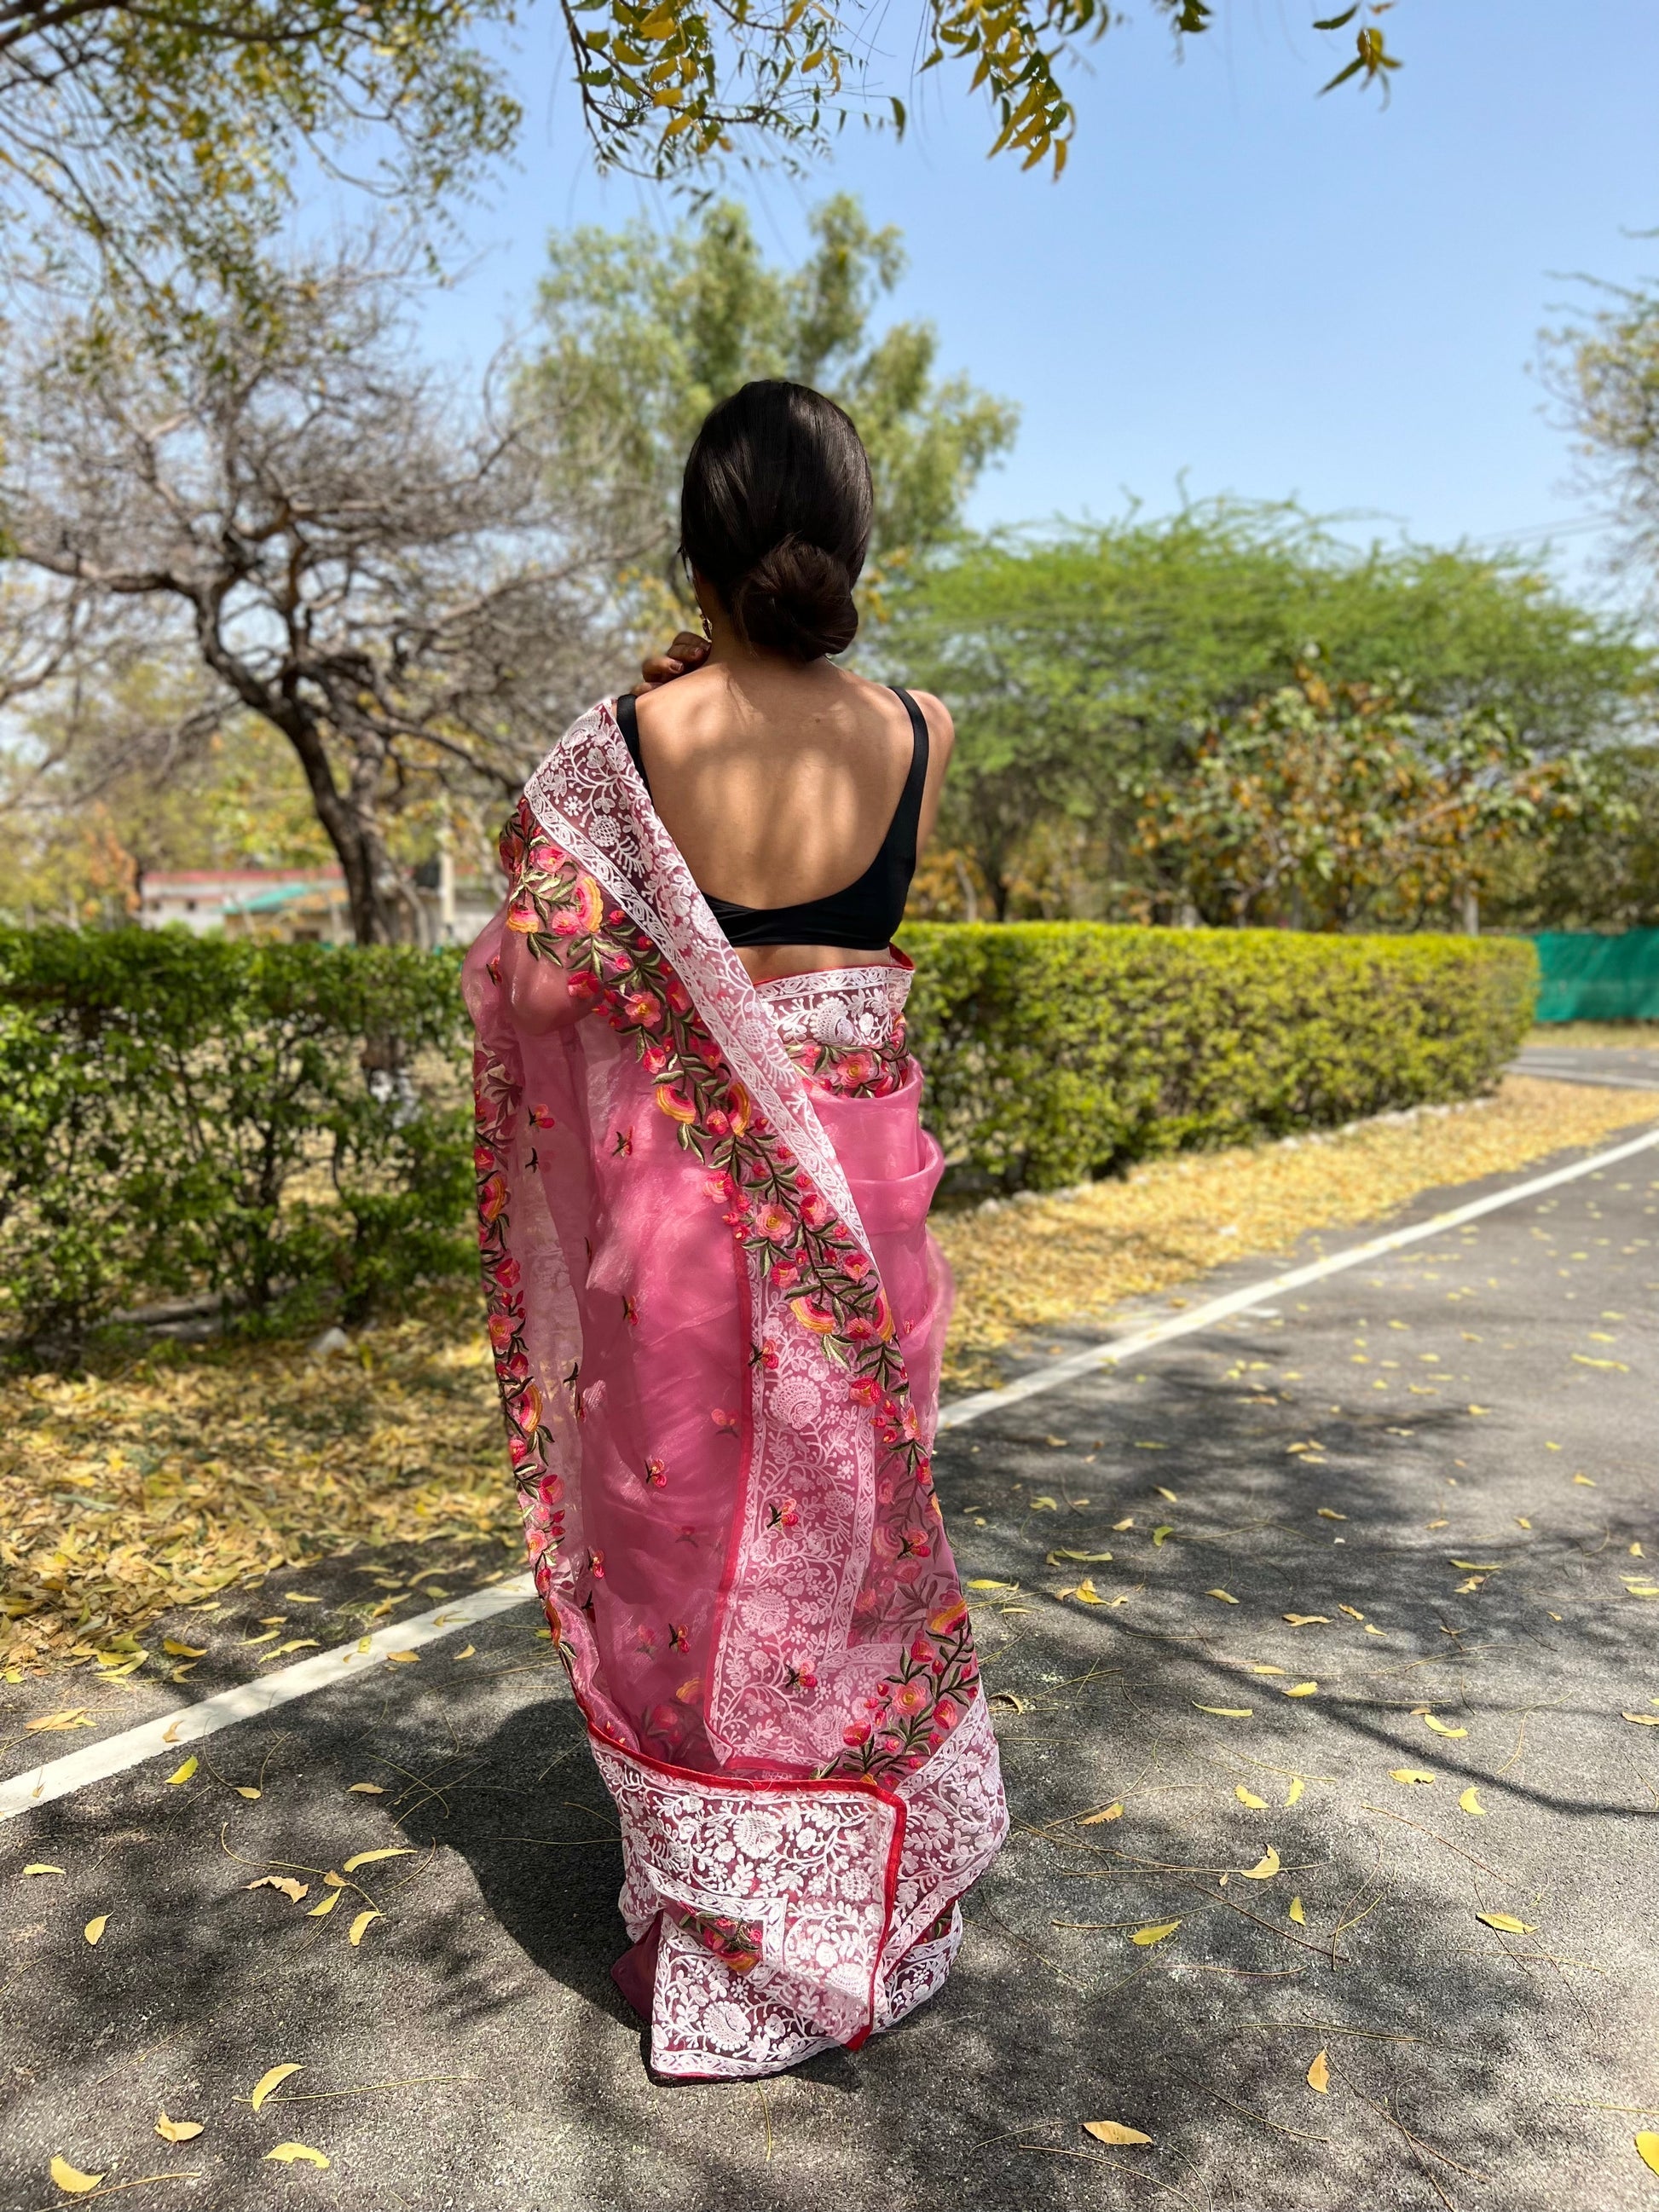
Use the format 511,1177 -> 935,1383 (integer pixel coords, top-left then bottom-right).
639,631 -> 709,690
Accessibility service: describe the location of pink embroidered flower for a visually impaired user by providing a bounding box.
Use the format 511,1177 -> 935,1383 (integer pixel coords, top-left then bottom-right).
566,967 -> 600,1003
588,1549 -> 605,1579
529,1103 -> 557,1128
478,1173 -> 509,1223
517,1383 -> 543,1434
849,1377 -> 883,1407
928,1596 -> 969,1637
841,1250 -> 872,1281
489,1254 -> 521,1291
655,1082 -> 697,1123
770,1259 -> 803,1293
799,1193 -> 832,1229
910,1633 -> 935,1664
710,1407 -> 741,1436
640,1042 -> 671,1077
933,1695 -> 961,1732
876,1731 -> 903,1755
703,1170 -> 737,1204
487,1311 -> 515,1353
666,975 -> 692,1013
474,1143 -> 496,1174
842,1721 -> 872,1747
828,1049 -> 880,1093
890,1678 -> 929,1716
643,1457 -> 668,1488
752,1202 -> 794,1245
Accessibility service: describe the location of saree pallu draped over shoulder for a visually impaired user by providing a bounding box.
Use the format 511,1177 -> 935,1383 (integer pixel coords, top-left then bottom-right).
462,699 -> 1007,2080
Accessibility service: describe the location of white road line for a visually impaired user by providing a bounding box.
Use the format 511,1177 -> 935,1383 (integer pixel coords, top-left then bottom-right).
936,1118 -> 1659,1430
6,1117 -> 1658,1826
0,1574 -> 535,1824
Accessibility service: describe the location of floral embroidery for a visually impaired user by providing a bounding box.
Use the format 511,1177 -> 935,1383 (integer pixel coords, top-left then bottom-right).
668,1904 -> 765,1975
490,795 -> 980,1785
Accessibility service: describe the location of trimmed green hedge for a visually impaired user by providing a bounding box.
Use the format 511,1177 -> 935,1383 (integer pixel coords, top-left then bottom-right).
0,921 -> 1536,1357
0,928 -> 471,1357
899,923 -> 1537,1193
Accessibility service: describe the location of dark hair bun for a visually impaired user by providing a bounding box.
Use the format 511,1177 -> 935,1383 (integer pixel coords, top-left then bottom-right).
679,381 -> 873,663
731,534 -> 859,661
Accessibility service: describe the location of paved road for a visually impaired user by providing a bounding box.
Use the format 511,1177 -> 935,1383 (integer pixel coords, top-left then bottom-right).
1515,1042 -> 1659,1093
3,1120 -> 1656,2212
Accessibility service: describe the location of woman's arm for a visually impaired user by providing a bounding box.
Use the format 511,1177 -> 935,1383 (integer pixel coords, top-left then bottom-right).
908,690 -> 956,857
501,923 -> 591,1035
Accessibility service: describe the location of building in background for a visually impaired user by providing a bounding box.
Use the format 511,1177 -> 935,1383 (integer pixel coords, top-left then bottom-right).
138,857 -> 496,945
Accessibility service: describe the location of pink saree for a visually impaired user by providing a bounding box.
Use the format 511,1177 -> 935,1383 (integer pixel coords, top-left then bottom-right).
463,700 -> 1007,2080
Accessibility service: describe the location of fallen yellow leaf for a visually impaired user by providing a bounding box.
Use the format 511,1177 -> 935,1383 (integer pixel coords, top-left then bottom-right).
1425,1715 -> 1468,1739
1151,1525 -> 1174,1545
1283,1614 -> 1329,1627
307,1889 -> 343,1918
1476,1911 -> 1535,1934
1155,1486 -> 1178,1504
162,1640 -> 208,1658
1306,2049 -> 1330,2094
347,1782 -> 385,1794
1390,1769 -> 1436,1785
165,1756 -> 198,1786
1636,2133 -> 1659,2177
26,1709 -> 92,1734
1234,1786 -> 1268,1809
1083,2120 -> 1153,2146
1621,1712 -> 1659,1727
342,1845 -> 417,1875
1285,1777 -> 1304,1807
384,1650 -> 419,1664
1072,1579 -> 1104,1605
1130,1920 -> 1181,1946
266,2143 -> 330,2169
247,1876 -> 309,1903
1283,1682 -> 1319,1698
1240,1845 -> 1280,1880
1288,1896 -> 1306,1926
348,1909 -> 381,1946
83,1915 -> 107,1945
1078,1802 -> 1123,1825
1049,1549 -> 1114,1564
1206,1589 -> 1239,1604
156,2111 -> 204,2143
1459,1787 -> 1486,1817
23,1863 -> 64,1876
1194,1704 -> 1253,1718
250,2064 -> 301,2111
49,2157 -> 104,2194
1030,1495 -> 1060,1511
1315,1508 -> 1347,1521
453,1644 -> 476,1660
1337,1605 -> 1365,1621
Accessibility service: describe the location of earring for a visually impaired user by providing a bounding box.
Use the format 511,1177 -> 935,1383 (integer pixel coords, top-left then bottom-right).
700,612 -> 713,642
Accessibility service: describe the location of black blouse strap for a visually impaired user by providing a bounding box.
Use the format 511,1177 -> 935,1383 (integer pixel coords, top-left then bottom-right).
889,687 -> 930,848
614,691 -> 650,798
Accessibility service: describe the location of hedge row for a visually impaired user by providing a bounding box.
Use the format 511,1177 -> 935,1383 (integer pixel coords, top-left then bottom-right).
899,923 -> 1537,1193
0,922 -> 1536,1357
0,929 -> 471,1357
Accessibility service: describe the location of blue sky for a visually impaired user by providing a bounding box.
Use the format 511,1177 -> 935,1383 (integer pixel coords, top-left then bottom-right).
416,1 -> 1659,592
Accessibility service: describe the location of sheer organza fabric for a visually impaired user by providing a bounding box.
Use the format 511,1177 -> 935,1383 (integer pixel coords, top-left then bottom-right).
463,701 -> 1006,2080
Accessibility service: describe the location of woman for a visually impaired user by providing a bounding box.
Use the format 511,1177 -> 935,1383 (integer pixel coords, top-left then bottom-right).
463,380 -> 1007,2082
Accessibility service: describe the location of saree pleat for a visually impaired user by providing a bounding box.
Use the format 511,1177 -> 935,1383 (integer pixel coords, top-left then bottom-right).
463,701 -> 1007,2079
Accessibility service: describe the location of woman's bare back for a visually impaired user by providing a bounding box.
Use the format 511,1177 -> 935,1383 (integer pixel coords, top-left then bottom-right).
629,659 -> 953,982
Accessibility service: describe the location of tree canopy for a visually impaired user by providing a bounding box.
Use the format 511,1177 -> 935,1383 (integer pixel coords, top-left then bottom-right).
516,194 -> 1018,615
879,505 -> 1652,920
0,1 -> 1404,295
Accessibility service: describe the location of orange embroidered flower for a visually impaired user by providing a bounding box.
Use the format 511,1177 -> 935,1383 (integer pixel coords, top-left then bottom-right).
655,1083 -> 697,1123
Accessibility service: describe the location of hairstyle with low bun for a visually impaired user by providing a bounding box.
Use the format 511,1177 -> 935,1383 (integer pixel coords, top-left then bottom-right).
679,381 -> 872,662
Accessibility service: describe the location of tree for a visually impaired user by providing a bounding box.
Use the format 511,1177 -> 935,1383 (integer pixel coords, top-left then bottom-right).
0,3 -> 1402,296
881,504 -> 1651,919
0,251 -> 637,944
1544,269 -> 1659,615
515,195 -> 1018,615
1134,671 -> 1603,932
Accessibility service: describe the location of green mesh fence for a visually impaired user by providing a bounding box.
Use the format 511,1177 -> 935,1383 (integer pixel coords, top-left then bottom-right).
1532,929 -> 1659,1021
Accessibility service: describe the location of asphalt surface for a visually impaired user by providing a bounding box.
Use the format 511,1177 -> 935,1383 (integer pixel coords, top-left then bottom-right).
1515,1042 -> 1659,1094
3,1112 -> 1657,2212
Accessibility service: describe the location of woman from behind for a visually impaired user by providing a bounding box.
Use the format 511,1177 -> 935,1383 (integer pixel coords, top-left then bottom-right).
463,379 -> 1007,2082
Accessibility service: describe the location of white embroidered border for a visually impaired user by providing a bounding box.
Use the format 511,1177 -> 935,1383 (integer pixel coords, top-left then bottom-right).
522,702 -> 869,1251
